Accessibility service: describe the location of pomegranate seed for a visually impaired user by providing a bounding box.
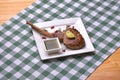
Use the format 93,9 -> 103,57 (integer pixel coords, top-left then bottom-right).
62,49 -> 66,52
51,26 -> 54,29
42,36 -> 46,39
54,30 -> 58,33
72,26 -> 75,29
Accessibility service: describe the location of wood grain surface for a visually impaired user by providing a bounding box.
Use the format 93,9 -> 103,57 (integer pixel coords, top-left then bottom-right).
0,0 -> 120,80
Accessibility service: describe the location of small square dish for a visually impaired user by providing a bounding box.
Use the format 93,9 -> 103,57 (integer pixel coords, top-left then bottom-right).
43,38 -> 61,54
31,17 -> 95,60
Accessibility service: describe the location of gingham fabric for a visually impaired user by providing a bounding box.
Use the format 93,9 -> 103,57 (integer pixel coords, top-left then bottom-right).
0,0 -> 120,80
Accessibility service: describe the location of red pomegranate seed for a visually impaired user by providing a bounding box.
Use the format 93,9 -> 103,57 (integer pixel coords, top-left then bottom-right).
42,36 -> 46,39
72,26 -> 75,29
51,26 -> 54,29
54,30 -> 58,33
62,49 -> 66,52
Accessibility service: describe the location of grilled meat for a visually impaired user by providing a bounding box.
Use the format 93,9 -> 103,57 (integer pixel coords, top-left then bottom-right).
63,28 -> 85,49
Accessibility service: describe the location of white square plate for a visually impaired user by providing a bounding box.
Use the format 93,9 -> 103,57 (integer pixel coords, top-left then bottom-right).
31,17 -> 95,60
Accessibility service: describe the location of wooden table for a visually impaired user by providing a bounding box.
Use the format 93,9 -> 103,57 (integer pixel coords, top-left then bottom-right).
0,0 -> 120,80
